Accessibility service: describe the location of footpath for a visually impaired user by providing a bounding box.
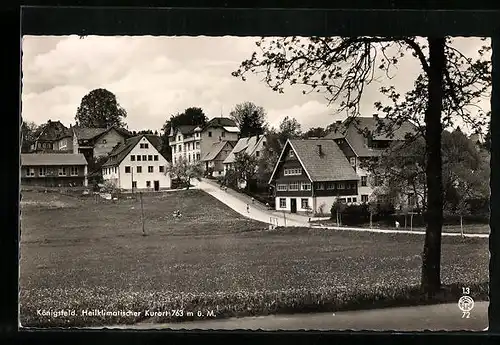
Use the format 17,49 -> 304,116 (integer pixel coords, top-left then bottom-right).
194,179 -> 489,238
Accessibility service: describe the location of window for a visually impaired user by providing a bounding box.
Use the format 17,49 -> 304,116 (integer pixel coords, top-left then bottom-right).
102,139 -> 107,144
140,143 -> 149,149
327,182 -> 335,190
188,154 -> 191,162
178,145 -> 182,152
38,167 -> 46,177
301,198 -> 309,209
125,166 -> 131,173
137,155 -> 141,161
361,176 -> 367,187
144,143 -> 149,149
289,150 -> 295,158
338,183 -> 345,189
154,155 -> 159,161
361,195 -> 369,203
70,166 -> 78,176
221,131 -> 225,137
148,155 -> 153,161
140,143 -> 144,148
277,184 -> 288,191
347,197 -> 352,203
196,153 -> 200,160
159,166 -> 165,173
146,181 -> 151,188
148,166 -> 153,173
288,182 -> 299,191
279,198 -> 286,208
284,168 -> 302,176
338,198 -> 346,203
256,151 -> 260,157
142,155 -> 147,161
131,155 -> 135,161
178,136 -> 181,141
132,181 -> 137,188
301,182 -> 311,191
27,167 -> 35,177
208,131 -> 212,137
352,197 -> 357,203
137,166 -> 142,173
58,167 -> 67,176
349,157 -> 356,166
263,141 -> 267,146
316,182 -> 324,190
196,142 -> 200,149
173,146 -> 176,153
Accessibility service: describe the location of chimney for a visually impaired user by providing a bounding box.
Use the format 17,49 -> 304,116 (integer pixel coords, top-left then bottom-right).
317,144 -> 322,155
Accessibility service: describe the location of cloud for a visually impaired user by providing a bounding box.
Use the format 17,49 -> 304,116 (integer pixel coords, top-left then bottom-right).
21,35 -> 489,134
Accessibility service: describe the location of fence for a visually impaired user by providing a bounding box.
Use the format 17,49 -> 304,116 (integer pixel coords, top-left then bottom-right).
269,216 -> 279,230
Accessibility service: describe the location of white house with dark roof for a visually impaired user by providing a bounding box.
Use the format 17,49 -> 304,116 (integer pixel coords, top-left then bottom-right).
200,140 -> 238,176
268,139 -> 359,215
101,134 -> 171,191
325,115 -> 418,205
21,153 -> 88,187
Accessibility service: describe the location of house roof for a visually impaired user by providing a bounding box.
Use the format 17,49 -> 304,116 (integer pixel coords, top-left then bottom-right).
35,121 -> 72,141
223,134 -> 266,164
324,116 -> 418,157
73,126 -> 132,141
270,139 -> 359,183
203,117 -> 238,129
101,134 -> 165,167
200,140 -> 236,161
21,153 -> 88,166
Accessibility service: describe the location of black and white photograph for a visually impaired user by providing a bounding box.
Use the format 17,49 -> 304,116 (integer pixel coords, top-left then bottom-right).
19,28 -> 491,330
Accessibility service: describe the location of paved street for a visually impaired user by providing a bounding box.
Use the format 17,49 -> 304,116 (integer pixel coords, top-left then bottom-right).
97,302 -> 488,331
193,179 -> 489,238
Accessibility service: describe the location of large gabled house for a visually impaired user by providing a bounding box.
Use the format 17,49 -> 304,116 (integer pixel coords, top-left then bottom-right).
101,134 -> 171,191
324,115 -> 418,204
268,139 -> 359,215
72,125 -> 133,163
200,140 -> 238,176
30,120 -> 73,153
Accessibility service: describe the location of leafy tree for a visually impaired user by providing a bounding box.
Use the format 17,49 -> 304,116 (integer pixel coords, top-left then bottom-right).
75,88 -> 127,128
165,156 -> 203,190
331,199 -> 347,226
137,129 -> 154,135
160,107 -> 208,162
233,152 -> 259,191
229,101 -> 267,137
21,120 -> 39,153
302,126 -> 327,139
233,36 -> 491,296
278,116 -> 302,143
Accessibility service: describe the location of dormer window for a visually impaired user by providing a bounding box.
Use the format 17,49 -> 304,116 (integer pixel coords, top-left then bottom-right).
102,139 -> 107,144
289,150 -> 295,158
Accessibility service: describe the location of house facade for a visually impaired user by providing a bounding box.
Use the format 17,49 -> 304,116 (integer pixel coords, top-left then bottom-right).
269,139 -> 359,215
169,125 -> 203,164
21,153 -> 88,187
325,115 -> 418,206
168,117 -> 240,167
101,134 -> 171,191
200,140 -> 237,176
223,134 -> 267,174
31,120 -> 73,153
72,126 -> 132,163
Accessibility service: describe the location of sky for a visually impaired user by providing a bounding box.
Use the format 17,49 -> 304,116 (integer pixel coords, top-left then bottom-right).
21,35 -> 491,134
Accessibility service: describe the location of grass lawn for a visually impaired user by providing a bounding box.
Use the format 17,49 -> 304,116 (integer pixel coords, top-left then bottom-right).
20,190 -> 489,327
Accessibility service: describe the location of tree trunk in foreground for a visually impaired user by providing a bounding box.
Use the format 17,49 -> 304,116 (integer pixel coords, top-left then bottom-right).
420,37 -> 445,297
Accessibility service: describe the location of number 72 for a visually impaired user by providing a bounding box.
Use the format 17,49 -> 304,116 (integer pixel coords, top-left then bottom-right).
462,312 -> 471,319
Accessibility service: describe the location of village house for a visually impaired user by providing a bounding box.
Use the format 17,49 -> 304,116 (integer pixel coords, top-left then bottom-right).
200,140 -> 238,176
324,115 -> 418,207
72,125 -> 132,163
21,153 -> 89,187
168,117 -> 239,166
30,120 -> 73,153
269,139 -> 359,215
223,134 -> 267,175
101,134 -> 171,191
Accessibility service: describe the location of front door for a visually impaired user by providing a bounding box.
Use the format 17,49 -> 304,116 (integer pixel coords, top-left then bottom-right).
154,180 -> 160,191
290,198 -> 297,214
